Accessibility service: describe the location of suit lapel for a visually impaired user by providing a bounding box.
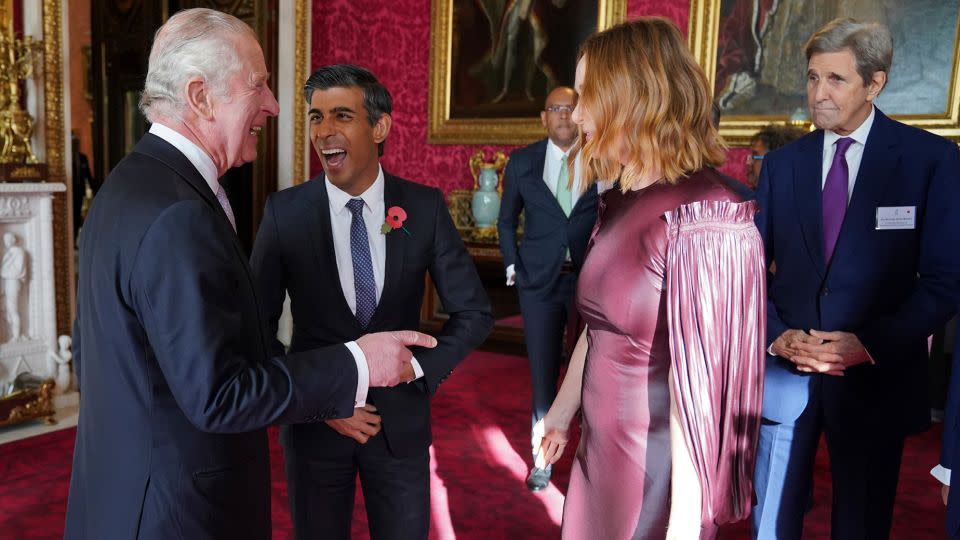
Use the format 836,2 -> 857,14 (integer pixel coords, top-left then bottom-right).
135,134 -> 219,209
526,142 -> 567,219
368,174 -> 407,328
133,133 -> 248,260
793,131 -> 827,278
828,110 -> 900,275
309,176 -> 362,327
571,182 -> 598,214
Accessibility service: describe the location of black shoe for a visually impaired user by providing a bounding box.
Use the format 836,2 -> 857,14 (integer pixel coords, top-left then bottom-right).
526,467 -> 551,492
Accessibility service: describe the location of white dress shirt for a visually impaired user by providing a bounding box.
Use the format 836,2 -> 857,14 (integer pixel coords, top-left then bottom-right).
326,166 -> 424,383
506,139 -> 583,284
821,106 -> 875,201
149,123 -> 220,195
148,123 -> 370,407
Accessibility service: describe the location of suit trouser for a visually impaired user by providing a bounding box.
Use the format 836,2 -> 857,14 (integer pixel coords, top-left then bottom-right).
752,384 -> 905,540
518,272 -> 578,440
285,431 -> 430,540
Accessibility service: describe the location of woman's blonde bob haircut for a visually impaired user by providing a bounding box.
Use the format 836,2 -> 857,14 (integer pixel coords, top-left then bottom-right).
577,17 -> 726,191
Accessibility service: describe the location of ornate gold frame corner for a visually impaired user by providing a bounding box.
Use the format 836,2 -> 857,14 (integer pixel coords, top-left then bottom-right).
689,0 -> 960,145
427,0 -> 627,145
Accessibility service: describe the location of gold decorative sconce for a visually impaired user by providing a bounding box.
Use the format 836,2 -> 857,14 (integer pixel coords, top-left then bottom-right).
0,4 -> 45,181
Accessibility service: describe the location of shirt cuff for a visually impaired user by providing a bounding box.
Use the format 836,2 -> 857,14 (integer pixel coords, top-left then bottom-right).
768,344 -> 776,356
932,464 -> 951,486
344,341 -> 369,407
410,357 -> 424,382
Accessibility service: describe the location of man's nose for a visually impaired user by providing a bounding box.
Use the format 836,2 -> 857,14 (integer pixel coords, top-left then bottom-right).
313,117 -> 335,139
264,88 -> 280,116
811,81 -> 829,103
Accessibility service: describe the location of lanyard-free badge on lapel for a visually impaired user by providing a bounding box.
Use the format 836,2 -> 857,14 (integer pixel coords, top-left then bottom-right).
875,206 -> 916,230
381,205 -> 412,236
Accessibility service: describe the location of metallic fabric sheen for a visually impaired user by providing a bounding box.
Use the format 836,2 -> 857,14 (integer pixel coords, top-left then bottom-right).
561,170 -> 765,539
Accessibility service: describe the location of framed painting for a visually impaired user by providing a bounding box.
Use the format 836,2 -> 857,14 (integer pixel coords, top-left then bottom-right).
428,0 -> 626,144
689,0 -> 960,145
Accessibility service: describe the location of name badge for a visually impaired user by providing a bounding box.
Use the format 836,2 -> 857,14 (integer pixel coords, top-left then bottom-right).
876,206 -> 916,230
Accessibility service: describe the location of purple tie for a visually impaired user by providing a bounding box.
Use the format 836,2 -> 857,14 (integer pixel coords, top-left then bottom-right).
822,137 -> 854,264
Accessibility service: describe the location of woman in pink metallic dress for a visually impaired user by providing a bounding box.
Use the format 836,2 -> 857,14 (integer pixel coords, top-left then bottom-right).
532,18 -> 766,540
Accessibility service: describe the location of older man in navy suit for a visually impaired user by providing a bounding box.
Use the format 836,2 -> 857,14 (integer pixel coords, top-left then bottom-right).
497,86 -> 598,491
750,18 -> 960,539
65,11 -> 433,540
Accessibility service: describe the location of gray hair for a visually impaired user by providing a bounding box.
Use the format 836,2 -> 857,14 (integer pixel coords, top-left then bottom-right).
805,18 -> 893,88
139,8 -> 257,122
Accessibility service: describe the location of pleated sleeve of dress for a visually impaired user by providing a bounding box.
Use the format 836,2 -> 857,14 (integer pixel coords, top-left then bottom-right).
663,199 -> 766,529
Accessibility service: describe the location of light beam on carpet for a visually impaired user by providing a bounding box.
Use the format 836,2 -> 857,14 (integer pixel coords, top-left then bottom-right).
478,426 -> 564,525
429,445 -> 456,539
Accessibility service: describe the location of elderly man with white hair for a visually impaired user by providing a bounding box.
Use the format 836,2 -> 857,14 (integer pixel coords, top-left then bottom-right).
64,9 -> 436,540
751,17 -> 960,540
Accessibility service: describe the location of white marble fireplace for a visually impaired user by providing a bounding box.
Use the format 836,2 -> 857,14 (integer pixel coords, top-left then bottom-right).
0,182 -> 66,389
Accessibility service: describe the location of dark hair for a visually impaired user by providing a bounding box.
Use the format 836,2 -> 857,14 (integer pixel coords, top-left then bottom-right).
751,125 -> 807,152
303,64 -> 392,156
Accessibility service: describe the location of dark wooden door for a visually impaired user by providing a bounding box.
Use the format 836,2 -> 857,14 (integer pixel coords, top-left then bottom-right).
91,0 -> 279,253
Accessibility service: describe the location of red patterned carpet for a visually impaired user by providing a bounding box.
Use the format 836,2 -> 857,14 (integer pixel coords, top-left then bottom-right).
0,351 -> 947,539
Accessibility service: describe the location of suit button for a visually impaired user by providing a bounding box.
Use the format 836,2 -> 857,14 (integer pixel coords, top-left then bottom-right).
821,287 -> 830,296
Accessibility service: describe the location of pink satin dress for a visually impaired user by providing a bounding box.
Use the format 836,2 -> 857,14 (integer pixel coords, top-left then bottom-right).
561,170 -> 766,540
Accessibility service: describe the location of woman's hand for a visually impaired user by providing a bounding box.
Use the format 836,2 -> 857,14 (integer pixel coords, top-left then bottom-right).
531,326 -> 589,468
532,412 -> 571,468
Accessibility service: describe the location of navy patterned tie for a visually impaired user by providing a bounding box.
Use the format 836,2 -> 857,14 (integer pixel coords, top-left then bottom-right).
346,198 -> 377,327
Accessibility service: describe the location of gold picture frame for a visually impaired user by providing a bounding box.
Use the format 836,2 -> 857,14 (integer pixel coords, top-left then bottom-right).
428,0 -> 627,145
690,0 -> 960,145
42,0 -> 72,334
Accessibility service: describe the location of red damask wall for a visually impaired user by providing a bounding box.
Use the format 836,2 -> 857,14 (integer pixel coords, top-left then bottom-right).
309,0 -> 749,191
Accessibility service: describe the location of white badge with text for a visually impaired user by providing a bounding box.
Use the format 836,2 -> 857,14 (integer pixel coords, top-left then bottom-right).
875,206 -> 916,230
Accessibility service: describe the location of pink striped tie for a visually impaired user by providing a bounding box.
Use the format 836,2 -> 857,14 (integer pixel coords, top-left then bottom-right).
215,184 -> 237,232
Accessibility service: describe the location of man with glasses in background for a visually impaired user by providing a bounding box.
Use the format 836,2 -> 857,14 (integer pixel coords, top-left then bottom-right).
497,86 -> 598,491
745,124 -> 807,188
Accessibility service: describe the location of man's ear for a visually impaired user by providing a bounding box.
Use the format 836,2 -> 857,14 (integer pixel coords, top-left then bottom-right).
866,71 -> 887,102
373,113 -> 392,144
185,77 -> 214,119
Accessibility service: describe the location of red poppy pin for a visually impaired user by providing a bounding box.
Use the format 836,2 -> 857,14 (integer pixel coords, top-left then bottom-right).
381,206 -> 411,236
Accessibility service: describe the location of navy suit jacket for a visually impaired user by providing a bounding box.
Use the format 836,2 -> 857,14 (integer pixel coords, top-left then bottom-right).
945,356 -> 960,536
65,134 -> 360,540
250,172 -> 493,458
497,138 -> 598,298
756,109 -> 960,436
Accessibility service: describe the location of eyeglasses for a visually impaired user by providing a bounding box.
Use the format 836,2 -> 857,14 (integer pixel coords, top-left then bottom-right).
545,105 -> 575,114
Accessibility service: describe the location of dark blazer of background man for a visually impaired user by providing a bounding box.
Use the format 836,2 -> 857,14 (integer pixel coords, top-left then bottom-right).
251,64 -> 492,540
65,12 -> 430,540
751,19 -> 960,540
496,86 -> 598,491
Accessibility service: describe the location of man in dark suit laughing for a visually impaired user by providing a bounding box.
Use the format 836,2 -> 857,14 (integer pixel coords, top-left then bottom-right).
251,64 -> 493,540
